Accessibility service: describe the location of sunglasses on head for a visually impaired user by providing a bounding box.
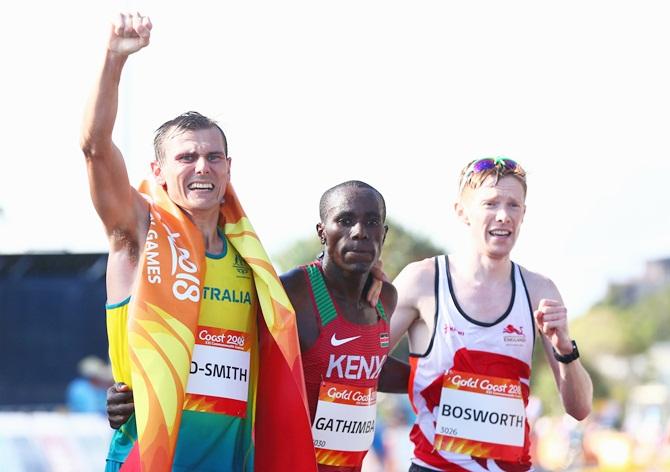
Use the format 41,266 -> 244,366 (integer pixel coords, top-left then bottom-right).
460,157 -> 520,191
468,157 -> 518,174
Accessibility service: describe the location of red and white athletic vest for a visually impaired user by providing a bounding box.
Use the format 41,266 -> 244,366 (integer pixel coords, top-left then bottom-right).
409,256 -> 535,472
301,261 -> 390,472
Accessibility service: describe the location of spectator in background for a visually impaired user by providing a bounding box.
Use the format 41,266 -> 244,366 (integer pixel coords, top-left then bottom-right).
66,355 -> 112,414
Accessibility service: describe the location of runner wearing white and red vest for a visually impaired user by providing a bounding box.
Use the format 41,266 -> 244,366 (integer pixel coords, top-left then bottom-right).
301,260 -> 391,471
409,255 -> 534,471
389,158 -> 593,472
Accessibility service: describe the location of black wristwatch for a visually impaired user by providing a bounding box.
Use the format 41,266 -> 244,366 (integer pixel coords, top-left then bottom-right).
553,340 -> 580,364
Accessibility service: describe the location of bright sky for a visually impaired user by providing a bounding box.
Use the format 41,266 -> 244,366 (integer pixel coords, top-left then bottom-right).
1,0 -> 669,317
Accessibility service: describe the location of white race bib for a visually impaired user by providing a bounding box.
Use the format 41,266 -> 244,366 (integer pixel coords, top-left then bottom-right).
312,382 -> 377,465
434,370 -> 526,462
184,326 -> 251,416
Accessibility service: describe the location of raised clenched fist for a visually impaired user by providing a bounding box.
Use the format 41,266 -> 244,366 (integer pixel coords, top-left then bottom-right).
108,12 -> 152,56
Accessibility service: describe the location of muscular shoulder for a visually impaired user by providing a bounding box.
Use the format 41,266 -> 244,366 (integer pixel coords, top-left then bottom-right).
280,266 -> 318,352
519,265 -> 562,309
280,267 -> 310,307
393,257 -> 436,301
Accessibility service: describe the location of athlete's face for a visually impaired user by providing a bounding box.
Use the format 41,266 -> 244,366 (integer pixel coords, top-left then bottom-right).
456,175 -> 526,259
152,127 -> 230,216
318,187 -> 387,274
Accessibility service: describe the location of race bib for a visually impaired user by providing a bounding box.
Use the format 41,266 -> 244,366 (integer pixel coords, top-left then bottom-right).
312,382 -> 377,467
184,326 -> 251,417
434,370 -> 526,462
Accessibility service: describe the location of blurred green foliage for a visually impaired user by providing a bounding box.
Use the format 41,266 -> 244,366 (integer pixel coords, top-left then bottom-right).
573,285 -> 670,360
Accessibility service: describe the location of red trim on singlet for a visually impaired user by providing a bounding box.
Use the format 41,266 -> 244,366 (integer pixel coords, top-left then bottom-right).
409,256 -> 535,471
412,349 -> 534,470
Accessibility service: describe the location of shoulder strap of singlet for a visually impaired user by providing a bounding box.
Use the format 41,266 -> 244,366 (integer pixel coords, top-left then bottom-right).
376,299 -> 387,321
305,262 -> 338,326
304,261 -> 387,326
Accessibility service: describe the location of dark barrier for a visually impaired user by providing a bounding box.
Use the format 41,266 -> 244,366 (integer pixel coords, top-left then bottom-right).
0,253 -> 109,408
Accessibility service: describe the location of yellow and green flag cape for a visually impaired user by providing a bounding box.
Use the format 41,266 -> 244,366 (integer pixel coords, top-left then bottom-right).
118,179 -> 316,471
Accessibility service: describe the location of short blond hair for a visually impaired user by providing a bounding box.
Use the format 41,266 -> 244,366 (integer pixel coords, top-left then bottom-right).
458,157 -> 527,197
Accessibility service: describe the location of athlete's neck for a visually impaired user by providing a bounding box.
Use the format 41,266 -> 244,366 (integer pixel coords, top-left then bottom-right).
448,253 -> 514,324
183,207 -> 223,254
450,252 -> 512,285
320,256 -> 370,306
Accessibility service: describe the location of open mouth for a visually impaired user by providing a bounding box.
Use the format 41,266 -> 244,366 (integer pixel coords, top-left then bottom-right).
489,229 -> 512,237
188,182 -> 214,191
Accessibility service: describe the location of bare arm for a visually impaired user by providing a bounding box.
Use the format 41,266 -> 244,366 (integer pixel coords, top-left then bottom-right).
390,258 -> 435,354
280,268 -> 319,353
80,13 -> 152,244
377,259 -> 436,393
524,269 -> 593,420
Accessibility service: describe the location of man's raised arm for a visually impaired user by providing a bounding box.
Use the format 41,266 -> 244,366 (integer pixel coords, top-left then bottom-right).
80,13 -> 152,238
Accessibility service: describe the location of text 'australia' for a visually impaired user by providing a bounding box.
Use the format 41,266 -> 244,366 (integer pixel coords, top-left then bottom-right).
203,286 -> 252,305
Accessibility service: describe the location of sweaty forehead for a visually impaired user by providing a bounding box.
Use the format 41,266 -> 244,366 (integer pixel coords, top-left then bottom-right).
324,187 -> 384,217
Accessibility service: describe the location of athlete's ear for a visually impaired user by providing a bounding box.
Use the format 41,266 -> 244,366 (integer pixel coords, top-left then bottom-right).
151,161 -> 166,186
455,200 -> 469,225
316,222 -> 326,245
